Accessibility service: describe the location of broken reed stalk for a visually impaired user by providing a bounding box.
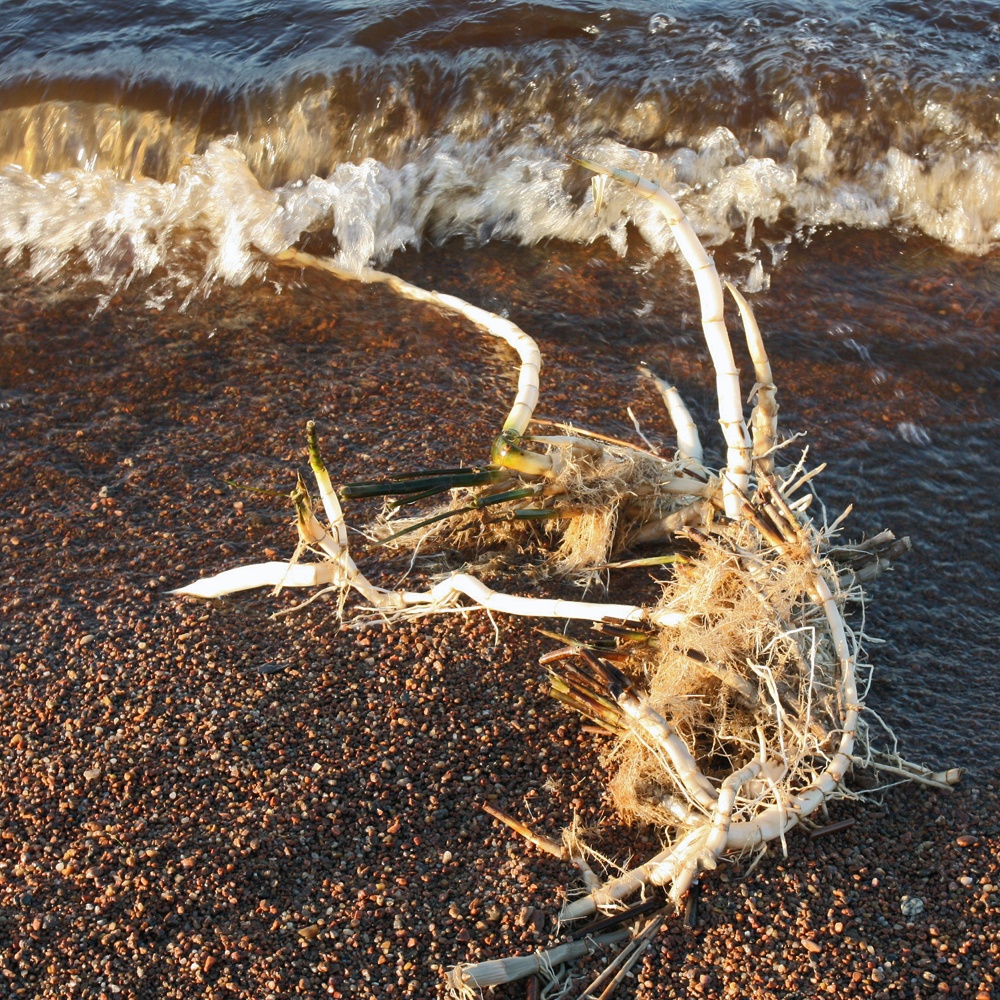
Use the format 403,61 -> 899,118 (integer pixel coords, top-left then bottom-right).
444,931 -> 631,998
482,801 -> 602,891
272,248 -> 560,478
173,154 -> 957,996
725,280 -> 777,476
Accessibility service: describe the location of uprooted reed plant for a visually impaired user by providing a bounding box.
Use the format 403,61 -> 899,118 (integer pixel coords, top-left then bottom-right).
173,154 -> 958,998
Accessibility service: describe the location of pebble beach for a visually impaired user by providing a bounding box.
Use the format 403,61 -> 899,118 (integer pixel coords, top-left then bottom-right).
2,237 -> 999,999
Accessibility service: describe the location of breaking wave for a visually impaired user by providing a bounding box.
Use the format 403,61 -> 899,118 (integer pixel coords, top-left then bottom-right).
2,0 -> 999,297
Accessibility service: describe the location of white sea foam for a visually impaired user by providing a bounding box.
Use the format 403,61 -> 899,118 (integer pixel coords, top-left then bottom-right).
1,116 -> 999,301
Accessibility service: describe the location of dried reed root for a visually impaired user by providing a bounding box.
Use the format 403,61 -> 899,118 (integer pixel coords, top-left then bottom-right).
172,156 -> 959,996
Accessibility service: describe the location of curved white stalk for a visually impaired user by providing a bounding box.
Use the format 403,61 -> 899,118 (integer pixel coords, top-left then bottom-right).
559,759 -> 764,921
396,572 -> 687,628
703,759 -> 765,858
561,480 -> 864,922
274,248 -> 557,474
575,158 -> 751,517
726,280 -> 778,476
175,556 -> 691,627
641,367 -> 704,465
616,694 -> 718,810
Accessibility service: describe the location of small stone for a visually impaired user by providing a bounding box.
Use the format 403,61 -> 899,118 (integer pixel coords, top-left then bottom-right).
298,924 -> 320,940
956,835 -> 978,847
203,956 -> 216,973
801,937 -> 822,954
900,896 -> 925,918
441,850 -> 452,864
84,767 -> 101,781
256,662 -> 288,674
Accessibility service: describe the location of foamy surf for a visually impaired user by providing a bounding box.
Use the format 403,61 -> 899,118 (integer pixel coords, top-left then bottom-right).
2,116 -> 999,306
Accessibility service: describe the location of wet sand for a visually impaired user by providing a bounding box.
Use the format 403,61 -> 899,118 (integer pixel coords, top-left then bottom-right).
2,236 -> 999,998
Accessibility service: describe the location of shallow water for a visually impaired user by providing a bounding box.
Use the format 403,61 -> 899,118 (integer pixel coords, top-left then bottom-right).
1,0 -> 999,776
2,226 -> 998,781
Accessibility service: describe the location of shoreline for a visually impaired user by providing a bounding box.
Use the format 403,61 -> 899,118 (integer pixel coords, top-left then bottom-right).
2,239 -> 998,998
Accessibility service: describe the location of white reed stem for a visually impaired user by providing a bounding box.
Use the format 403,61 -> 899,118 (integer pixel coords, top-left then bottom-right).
397,572 -> 686,628
559,828 -> 703,922
860,759 -> 964,790
575,159 -> 751,517
446,929 -> 630,994
616,694 -> 718,811
171,561 -> 338,598
702,759 -> 764,860
559,758 -> 764,921
295,492 -> 401,609
725,280 -> 778,476
274,248 -> 551,462
641,368 -> 704,465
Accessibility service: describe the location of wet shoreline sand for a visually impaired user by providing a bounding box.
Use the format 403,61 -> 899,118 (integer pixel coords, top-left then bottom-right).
2,236 -> 999,997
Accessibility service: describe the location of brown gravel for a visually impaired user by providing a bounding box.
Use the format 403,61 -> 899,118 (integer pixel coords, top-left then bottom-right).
1,233 -> 999,999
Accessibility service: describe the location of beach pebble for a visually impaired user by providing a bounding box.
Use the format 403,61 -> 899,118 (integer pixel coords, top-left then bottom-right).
83,767 -> 101,781
256,661 -> 288,674
956,834 -> 978,847
441,850 -> 452,864
900,895 -> 925,918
